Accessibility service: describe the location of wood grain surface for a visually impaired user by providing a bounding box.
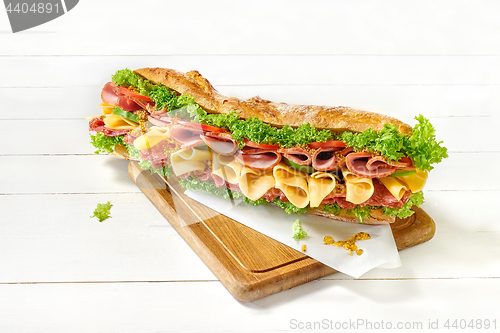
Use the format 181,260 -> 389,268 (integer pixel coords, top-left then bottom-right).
128,161 -> 435,301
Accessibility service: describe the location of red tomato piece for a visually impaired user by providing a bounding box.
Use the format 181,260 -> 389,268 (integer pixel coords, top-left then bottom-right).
307,140 -> 346,149
243,139 -> 280,149
177,120 -> 225,133
118,86 -> 153,102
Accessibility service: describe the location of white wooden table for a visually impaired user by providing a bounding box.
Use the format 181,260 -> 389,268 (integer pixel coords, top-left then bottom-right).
1,1 -> 499,332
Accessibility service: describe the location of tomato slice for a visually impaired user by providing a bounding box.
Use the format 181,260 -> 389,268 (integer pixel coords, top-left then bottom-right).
307,140 -> 346,149
243,139 -> 280,149
118,86 -> 153,102
177,120 -> 225,133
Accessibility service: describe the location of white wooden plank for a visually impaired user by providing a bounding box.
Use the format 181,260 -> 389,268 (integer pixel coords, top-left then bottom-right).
424,152 -> 500,191
1,87 -> 100,120
0,119 -> 97,155
0,279 -> 498,332
2,0 -> 500,56
0,193 -> 216,283
423,191 -> 500,232
2,55 -> 500,88
0,155 -> 138,194
3,85 -> 497,120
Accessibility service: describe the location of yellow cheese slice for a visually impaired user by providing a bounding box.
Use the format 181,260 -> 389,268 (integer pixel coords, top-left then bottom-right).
308,172 -> 337,208
342,167 -> 374,205
134,127 -> 170,151
273,163 -> 309,208
398,169 -> 428,193
170,148 -> 211,176
99,103 -> 115,115
378,177 -> 408,201
85,115 -> 101,121
239,167 -> 276,201
212,153 -> 243,184
103,114 -> 138,130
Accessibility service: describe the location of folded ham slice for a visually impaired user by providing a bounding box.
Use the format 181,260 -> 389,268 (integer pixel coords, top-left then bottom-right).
311,147 -> 344,171
201,132 -> 239,156
101,82 -> 141,112
169,125 -> 205,149
148,115 -> 175,128
235,148 -> 281,170
278,147 -> 312,165
345,152 -> 397,178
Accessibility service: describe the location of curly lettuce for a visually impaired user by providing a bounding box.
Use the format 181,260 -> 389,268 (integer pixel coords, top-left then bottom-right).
382,191 -> 425,219
292,219 -> 308,240
112,69 -> 155,96
90,201 -> 112,222
341,115 -> 448,171
89,132 -> 125,154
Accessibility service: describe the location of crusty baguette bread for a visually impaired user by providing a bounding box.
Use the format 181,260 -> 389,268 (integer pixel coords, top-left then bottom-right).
134,67 -> 413,136
310,207 -> 395,224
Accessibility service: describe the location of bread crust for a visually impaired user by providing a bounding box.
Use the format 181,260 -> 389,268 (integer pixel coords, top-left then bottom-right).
134,67 -> 413,135
310,207 -> 395,225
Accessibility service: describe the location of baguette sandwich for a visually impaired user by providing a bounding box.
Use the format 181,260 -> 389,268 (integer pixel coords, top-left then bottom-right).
87,67 -> 448,224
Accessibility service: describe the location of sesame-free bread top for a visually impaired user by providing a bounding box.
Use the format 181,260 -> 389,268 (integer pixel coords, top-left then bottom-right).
134,67 -> 413,135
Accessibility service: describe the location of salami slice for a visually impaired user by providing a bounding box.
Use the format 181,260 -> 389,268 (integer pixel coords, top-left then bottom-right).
89,117 -> 130,137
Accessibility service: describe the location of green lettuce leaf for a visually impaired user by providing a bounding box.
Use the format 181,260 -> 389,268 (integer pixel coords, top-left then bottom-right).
406,115 -> 449,171
341,115 -> 447,171
382,191 -> 425,219
89,132 -> 125,154
90,201 -> 112,222
111,69 -> 155,96
292,219 -> 308,240
177,176 -> 245,200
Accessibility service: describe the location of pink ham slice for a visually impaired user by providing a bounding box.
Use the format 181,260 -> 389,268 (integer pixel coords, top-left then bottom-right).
101,82 -> 141,112
278,147 -> 312,165
201,133 -> 239,156
311,147 -> 343,171
235,148 -> 281,170
148,115 -> 175,128
345,152 -> 396,178
169,125 -> 205,149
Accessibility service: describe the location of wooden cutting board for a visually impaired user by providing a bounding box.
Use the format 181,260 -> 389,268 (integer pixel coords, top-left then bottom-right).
128,161 -> 436,302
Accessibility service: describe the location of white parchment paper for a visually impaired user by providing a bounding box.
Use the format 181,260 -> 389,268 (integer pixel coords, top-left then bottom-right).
184,190 -> 401,278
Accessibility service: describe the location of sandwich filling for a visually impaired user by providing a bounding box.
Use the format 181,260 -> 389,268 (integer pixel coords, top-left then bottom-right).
88,68 -> 448,223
